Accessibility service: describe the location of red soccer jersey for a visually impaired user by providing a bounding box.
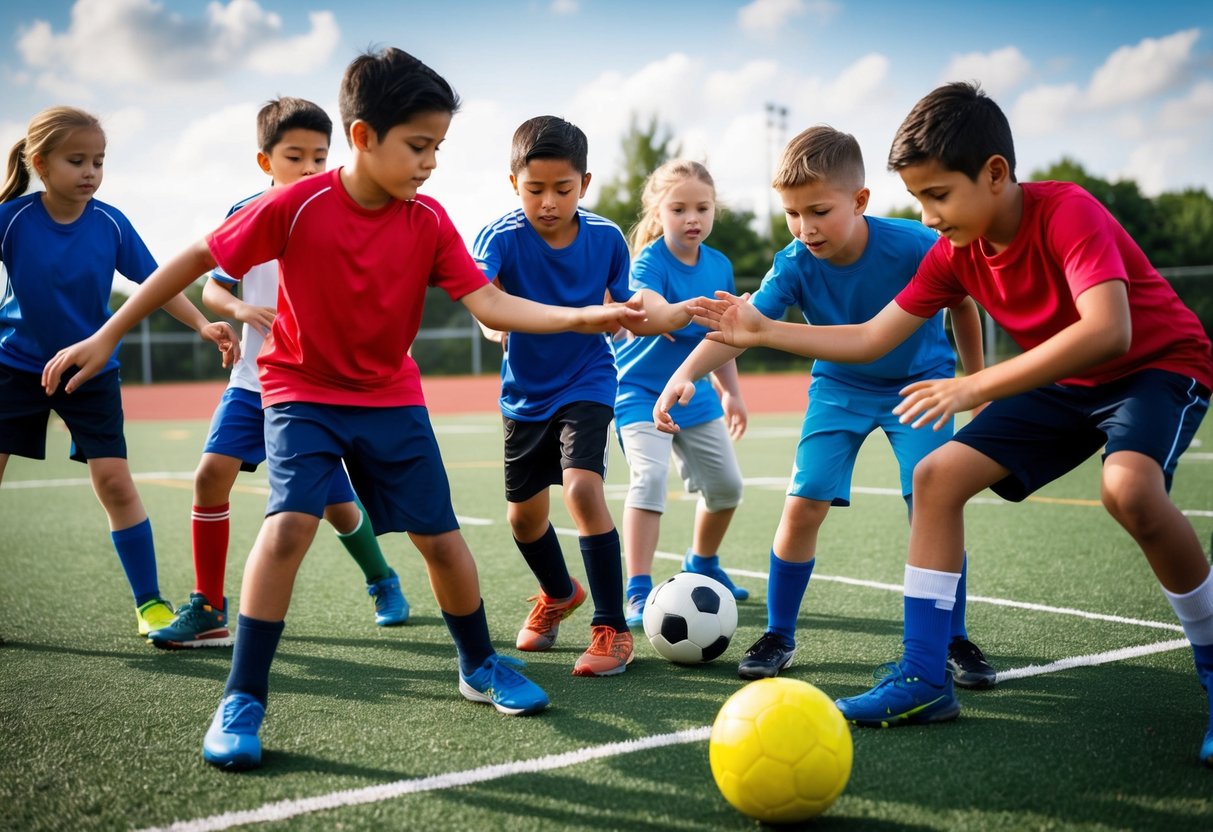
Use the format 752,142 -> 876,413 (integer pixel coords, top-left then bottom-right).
206,168 -> 488,407
896,181 -> 1213,389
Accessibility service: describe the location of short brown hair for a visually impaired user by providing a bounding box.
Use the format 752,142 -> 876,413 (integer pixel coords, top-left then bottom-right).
771,125 -> 864,192
509,116 -> 588,176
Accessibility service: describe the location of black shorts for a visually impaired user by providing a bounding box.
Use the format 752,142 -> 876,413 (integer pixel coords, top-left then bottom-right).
0,363 -> 126,463
503,401 -> 613,503
953,368 -> 1209,502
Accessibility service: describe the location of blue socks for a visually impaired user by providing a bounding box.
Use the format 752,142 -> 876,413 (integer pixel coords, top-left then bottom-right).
901,564 -> 960,686
225,615 -> 285,706
581,529 -> 626,631
767,551 -> 814,645
626,574 -> 653,604
111,518 -> 160,606
442,601 -> 494,677
950,553 -> 969,641
515,524 -> 573,600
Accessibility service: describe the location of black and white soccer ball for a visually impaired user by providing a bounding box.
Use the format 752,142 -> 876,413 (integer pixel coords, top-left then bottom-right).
642,572 -> 738,664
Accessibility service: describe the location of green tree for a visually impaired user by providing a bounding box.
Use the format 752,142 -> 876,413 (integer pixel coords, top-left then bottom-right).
591,114 -> 679,235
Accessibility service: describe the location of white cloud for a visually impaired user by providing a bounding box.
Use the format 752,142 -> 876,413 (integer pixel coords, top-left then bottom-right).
941,46 -> 1031,99
550,0 -> 579,14
14,0 -> 339,91
1159,79 -> 1213,130
737,0 -> 838,34
1087,28 -> 1200,108
1011,82 -> 1083,137
1121,137 -> 1188,196
821,53 -> 891,114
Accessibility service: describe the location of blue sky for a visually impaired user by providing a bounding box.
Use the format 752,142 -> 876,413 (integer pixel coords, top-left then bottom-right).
2,0 -> 1211,276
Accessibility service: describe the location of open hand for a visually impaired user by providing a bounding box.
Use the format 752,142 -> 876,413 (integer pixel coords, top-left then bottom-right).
575,301 -> 646,334
894,376 -> 981,431
686,291 -> 765,348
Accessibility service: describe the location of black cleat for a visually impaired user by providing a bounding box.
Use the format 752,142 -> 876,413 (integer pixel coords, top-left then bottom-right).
947,637 -> 997,689
738,631 -> 796,680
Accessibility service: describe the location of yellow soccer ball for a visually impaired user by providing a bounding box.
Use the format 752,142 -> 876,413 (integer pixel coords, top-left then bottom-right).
709,677 -> 853,823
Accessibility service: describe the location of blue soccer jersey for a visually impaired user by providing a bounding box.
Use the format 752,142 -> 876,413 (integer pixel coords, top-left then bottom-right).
751,216 -> 955,391
473,207 -> 630,421
0,193 -> 157,374
614,239 -> 733,429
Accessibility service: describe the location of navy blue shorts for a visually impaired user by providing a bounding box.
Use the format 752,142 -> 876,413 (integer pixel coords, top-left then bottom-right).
503,401 -> 613,503
953,369 -> 1209,502
263,402 -> 457,535
204,387 -> 355,505
0,363 -> 126,463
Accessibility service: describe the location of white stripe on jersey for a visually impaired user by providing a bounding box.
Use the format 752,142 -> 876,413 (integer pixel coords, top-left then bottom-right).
92,205 -> 123,243
288,186 -> 332,239
0,202 -> 33,250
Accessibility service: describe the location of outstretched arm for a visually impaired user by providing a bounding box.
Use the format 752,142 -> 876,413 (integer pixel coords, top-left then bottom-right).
895,280 -> 1131,430
689,291 -> 926,362
618,289 -> 693,336
653,338 -> 746,434
43,239 -> 233,393
460,280 -> 644,335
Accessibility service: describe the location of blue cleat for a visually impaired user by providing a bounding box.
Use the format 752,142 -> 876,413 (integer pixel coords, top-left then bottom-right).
682,552 -> 749,601
625,594 -> 646,628
835,662 -> 960,727
367,569 -> 409,627
459,654 -> 550,716
1202,726 -> 1213,768
203,692 -> 265,770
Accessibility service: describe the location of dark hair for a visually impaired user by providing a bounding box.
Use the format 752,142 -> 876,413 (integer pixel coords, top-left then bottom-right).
888,81 -> 1017,182
338,47 -> 459,144
257,97 -> 332,154
509,116 -> 588,176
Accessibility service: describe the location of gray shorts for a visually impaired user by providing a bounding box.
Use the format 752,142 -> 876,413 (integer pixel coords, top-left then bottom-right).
618,419 -> 743,514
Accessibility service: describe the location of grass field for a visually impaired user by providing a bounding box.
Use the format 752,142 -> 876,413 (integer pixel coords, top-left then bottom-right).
2,406 -> 1212,831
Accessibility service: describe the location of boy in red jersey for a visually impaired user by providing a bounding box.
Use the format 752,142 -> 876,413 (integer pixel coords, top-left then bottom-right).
683,82 -> 1213,764
44,47 -> 644,771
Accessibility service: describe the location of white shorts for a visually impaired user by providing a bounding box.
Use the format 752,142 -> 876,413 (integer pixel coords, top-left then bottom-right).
618,419 -> 743,514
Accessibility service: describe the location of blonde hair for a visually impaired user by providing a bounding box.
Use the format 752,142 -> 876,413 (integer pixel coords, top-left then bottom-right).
2,106 -> 103,203
771,125 -> 864,193
627,159 -> 716,255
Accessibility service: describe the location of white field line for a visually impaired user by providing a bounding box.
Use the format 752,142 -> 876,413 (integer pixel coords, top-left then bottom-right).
133,633 -> 1193,832
134,727 -> 713,832
119,512 -> 1193,832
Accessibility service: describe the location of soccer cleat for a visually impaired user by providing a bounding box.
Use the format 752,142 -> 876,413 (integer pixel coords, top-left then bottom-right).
737,631 -> 796,680
202,692 -> 265,770
625,594 -> 646,628
572,625 -> 634,677
135,597 -> 175,637
835,662 -> 961,727
681,552 -> 749,601
1202,726 -> 1213,769
458,654 -> 550,715
149,593 -> 233,649
367,569 -> 409,627
516,579 -> 587,651
947,637 -> 997,689
1200,666 -> 1213,767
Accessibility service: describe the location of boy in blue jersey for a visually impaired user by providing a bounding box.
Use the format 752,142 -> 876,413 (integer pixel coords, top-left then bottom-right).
473,116 -> 688,677
657,126 -> 993,686
148,97 -> 409,649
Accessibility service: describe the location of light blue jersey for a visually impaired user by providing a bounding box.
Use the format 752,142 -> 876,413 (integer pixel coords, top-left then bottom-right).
615,239 -> 733,429
473,207 -> 630,421
751,216 -> 954,392
0,193 -> 157,374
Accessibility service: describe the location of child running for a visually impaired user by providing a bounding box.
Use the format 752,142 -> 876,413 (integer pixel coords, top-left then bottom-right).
149,97 -> 408,650
657,126 -> 992,687
614,159 -> 749,628
43,49 -> 645,770
687,85 -> 1213,766
472,116 -> 689,677
0,106 -> 237,638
